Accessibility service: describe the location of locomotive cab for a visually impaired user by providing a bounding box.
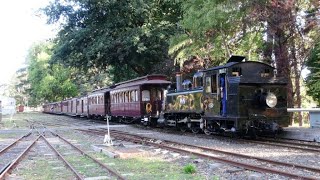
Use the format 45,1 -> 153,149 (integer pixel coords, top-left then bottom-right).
201,56 -> 289,137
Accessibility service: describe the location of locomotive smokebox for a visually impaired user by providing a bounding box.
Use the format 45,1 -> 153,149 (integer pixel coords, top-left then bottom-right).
176,72 -> 182,92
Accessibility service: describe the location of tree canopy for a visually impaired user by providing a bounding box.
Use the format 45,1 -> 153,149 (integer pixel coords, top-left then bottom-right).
15,0 -> 319,114
43,0 -> 182,82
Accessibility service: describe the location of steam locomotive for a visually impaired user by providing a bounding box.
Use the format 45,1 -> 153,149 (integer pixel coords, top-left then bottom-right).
43,56 -> 289,137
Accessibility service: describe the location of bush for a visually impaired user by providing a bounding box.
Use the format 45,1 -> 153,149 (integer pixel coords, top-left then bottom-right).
183,164 -> 196,174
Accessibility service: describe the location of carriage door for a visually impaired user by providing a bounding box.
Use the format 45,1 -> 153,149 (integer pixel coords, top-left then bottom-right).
147,88 -> 162,115
105,92 -> 110,115
141,89 -> 151,114
81,99 -> 84,113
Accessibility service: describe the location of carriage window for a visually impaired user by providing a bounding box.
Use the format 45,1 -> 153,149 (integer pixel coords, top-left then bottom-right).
116,93 -> 118,103
126,92 -> 130,102
205,77 -> 211,93
232,67 -> 241,76
142,90 -> 150,101
120,92 -> 123,103
130,91 -> 135,102
135,90 -> 138,101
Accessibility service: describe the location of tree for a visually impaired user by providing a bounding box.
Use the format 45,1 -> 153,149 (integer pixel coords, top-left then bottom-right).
170,0 -> 267,68
306,42 -> 320,105
27,42 -> 79,105
43,0 -> 182,82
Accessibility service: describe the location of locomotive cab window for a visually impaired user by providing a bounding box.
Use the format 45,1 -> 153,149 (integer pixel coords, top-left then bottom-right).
211,74 -> 217,93
205,74 -> 218,94
182,79 -> 192,90
142,90 -> 150,101
232,67 -> 241,76
205,74 -> 217,94
261,69 -> 271,77
193,71 -> 203,89
205,76 -> 211,93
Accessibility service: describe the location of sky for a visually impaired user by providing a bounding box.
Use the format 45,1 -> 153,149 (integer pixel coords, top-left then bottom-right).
0,0 -> 56,85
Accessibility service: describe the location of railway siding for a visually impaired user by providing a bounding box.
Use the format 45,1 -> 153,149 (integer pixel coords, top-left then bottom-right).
1,112 -> 320,179
80,128 -> 320,179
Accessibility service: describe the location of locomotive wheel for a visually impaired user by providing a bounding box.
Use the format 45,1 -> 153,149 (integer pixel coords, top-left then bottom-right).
204,129 -> 212,135
191,127 -> 200,134
249,127 -> 257,139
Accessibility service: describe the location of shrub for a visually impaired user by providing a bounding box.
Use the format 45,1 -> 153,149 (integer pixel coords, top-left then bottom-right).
183,164 -> 196,174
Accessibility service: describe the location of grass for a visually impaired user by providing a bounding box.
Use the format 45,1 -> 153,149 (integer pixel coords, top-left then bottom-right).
183,164 -> 196,174
60,130 -> 205,179
16,159 -> 74,180
92,153 -> 204,180
0,113 -> 36,129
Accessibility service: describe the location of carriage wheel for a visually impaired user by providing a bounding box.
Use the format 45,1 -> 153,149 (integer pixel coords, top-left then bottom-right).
123,118 -> 134,124
180,126 -> 187,132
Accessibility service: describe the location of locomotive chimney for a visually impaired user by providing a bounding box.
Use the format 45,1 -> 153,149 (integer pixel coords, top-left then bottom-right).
176,72 -> 182,92
175,59 -> 182,92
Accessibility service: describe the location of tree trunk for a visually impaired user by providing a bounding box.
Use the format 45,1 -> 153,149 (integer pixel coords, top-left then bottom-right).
289,7 -> 303,127
263,22 -> 273,64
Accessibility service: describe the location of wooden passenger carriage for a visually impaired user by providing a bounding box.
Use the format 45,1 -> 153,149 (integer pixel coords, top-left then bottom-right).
76,95 -> 88,117
110,75 -> 171,124
87,88 -> 111,119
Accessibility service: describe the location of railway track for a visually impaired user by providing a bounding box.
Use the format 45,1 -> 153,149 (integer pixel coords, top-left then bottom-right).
0,128 -> 125,180
45,130 -> 125,180
0,131 -> 39,180
78,128 -> 320,180
244,138 -> 320,153
135,124 -> 320,153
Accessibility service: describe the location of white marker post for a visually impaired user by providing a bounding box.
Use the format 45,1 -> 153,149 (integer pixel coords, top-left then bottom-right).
104,115 -> 113,146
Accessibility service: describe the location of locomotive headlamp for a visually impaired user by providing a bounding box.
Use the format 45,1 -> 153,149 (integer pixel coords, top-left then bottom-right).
266,92 -> 277,108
